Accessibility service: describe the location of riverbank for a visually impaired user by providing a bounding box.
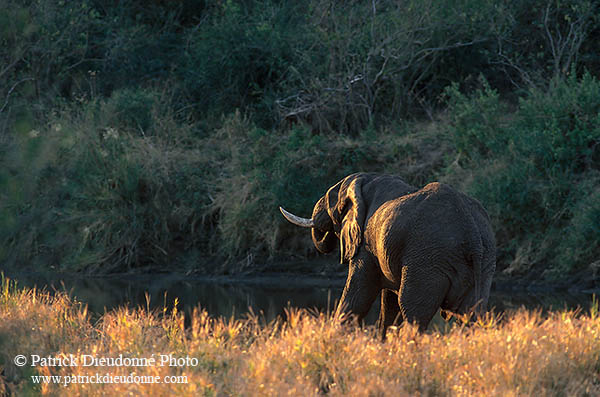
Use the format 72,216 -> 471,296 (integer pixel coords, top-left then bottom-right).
4,256 -> 600,296
2,0 -> 599,280
1,277 -> 599,396
160,257 -> 600,294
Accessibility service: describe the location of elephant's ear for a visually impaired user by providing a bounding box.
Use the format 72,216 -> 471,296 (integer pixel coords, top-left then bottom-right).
328,175 -> 366,263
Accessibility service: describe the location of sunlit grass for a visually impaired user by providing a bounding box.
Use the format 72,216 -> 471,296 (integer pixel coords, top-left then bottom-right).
0,276 -> 598,396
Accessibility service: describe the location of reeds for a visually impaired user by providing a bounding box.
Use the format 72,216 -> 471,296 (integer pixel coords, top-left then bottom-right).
1,277 -> 598,396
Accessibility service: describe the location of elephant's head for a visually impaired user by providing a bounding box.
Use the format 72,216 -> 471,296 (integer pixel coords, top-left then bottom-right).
280,174 -> 366,263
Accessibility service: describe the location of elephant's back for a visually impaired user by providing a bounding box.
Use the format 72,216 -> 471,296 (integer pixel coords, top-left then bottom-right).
404,182 -> 479,248
380,182 -> 470,237
362,174 -> 417,217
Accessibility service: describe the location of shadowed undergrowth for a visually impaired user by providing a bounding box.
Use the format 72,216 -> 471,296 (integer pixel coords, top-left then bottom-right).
1,0 -> 599,277
0,277 -> 598,396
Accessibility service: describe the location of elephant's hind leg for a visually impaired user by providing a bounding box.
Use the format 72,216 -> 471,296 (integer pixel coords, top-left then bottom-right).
398,266 -> 449,332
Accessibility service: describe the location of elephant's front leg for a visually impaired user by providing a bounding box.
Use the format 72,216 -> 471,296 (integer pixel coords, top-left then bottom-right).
336,257 -> 381,324
377,289 -> 401,340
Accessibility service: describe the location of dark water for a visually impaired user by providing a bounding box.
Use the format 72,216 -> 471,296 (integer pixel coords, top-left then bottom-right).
4,272 -> 597,325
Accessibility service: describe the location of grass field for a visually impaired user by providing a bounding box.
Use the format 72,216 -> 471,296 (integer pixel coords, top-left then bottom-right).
1,276 -> 599,396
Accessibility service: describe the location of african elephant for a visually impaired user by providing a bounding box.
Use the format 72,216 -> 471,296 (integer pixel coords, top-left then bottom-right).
280,173 -> 496,336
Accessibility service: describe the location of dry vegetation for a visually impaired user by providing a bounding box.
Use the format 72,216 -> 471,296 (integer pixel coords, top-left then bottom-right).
1,276 -> 598,396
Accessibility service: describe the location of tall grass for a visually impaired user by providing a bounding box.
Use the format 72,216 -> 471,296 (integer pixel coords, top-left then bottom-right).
1,277 -> 598,396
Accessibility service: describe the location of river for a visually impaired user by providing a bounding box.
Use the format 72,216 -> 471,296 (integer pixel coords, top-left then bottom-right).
3,271 -> 596,325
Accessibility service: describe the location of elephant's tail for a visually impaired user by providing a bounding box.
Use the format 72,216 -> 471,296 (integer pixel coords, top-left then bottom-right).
464,198 -> 485,315
471,251 -> 483,315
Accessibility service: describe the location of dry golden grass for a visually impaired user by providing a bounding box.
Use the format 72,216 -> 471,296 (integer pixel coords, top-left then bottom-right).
0,275 -> 598,396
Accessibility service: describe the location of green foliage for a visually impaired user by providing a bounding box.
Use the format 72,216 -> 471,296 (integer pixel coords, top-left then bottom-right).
181,1 -> 307,127
445,72 -> 600,273
1,0 -> 599,277
444,78 -> 510,159
102,88 -> 156,133
556,181 -> 600,273
273,0 -> 506,134
516,72 -> 600,173
1,97 -> 208,272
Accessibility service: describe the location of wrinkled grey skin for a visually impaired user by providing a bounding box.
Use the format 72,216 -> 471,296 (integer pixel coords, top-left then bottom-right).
298,173 -> 495,337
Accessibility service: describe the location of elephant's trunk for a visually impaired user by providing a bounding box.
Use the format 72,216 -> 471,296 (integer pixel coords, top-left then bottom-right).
311,228 -> 337,254
311,197 -> 337,253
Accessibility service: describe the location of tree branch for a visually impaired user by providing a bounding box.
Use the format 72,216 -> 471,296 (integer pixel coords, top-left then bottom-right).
0,78 -> 35,113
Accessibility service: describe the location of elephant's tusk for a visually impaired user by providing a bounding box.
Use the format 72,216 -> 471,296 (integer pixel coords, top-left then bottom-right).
279,207 -> 315,228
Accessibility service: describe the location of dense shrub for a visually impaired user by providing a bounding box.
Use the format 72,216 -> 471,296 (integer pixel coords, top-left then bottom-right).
444,72 -> 600,274
181,1 -> 309,127
101,88 -> 157,133
1,0 -> 599,276
272,0 -> 504,134
0,94 -> 210,272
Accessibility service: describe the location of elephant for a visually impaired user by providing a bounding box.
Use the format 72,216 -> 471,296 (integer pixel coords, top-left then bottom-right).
280,173 -> 496,336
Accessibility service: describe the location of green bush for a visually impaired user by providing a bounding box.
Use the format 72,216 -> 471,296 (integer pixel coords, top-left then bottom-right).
1,0 -> 600,277
445,72 -> 600,273
0,98 -> 209,272
273,0 -> 505,134
101,88 -> 156,133
555,179 -> 600,274
444,78 -> 510,159
181,1 -> 308,127
516,72 -> 600,173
